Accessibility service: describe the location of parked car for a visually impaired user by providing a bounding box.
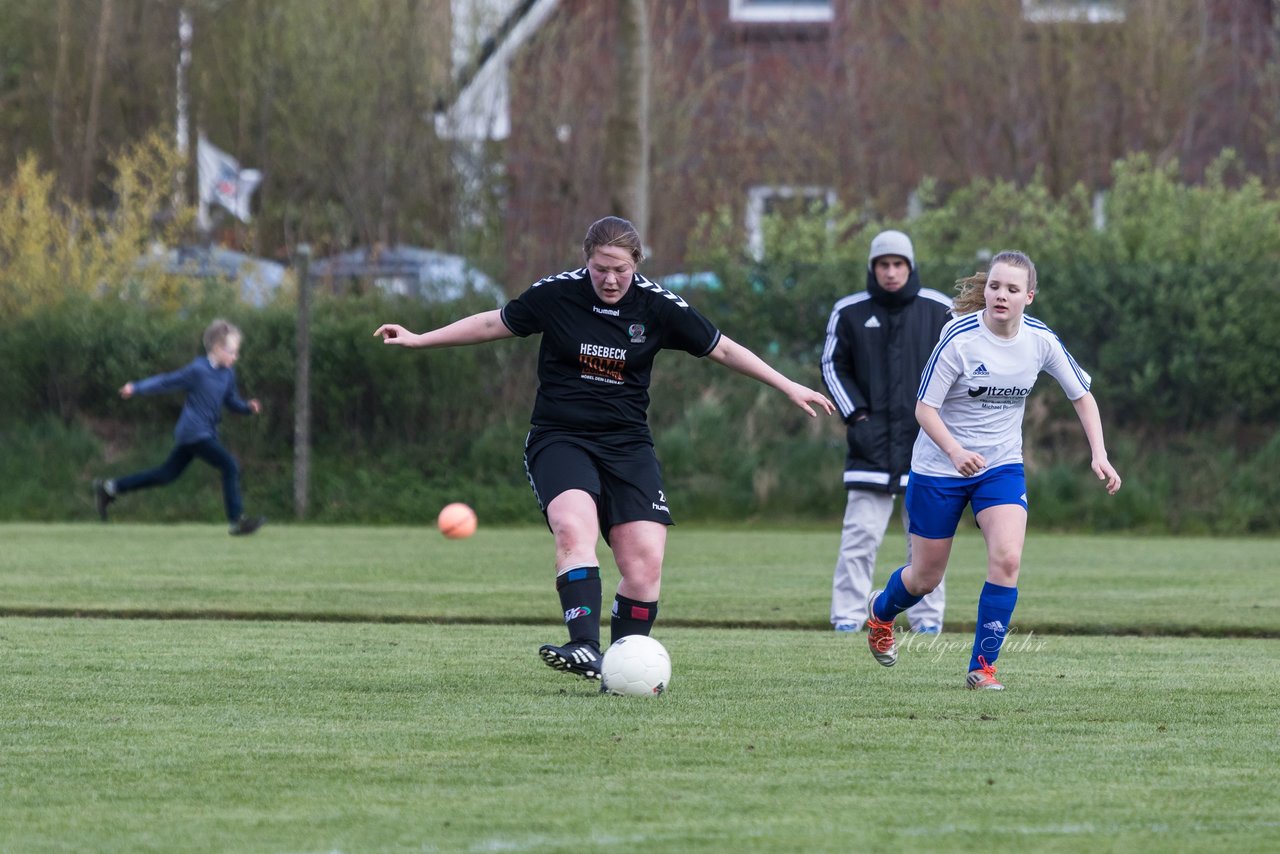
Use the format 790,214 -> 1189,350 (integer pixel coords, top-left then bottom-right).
311,244 -> 505,305
658,271 -> 723,293
135,243 -> 287,308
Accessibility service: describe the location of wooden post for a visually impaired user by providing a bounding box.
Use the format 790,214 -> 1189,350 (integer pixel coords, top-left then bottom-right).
293,244 -> 312,520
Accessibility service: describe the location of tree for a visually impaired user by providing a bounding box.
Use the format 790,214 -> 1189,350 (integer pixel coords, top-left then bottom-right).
605,0 -> 651,237
195,0 -> 455,251
80,0 -> 116,202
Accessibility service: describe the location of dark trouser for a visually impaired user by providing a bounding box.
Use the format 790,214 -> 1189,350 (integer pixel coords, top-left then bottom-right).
115,438 -> 242,522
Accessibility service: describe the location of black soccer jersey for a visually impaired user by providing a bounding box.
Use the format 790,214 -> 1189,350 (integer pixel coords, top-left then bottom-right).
500,268 -> 722,437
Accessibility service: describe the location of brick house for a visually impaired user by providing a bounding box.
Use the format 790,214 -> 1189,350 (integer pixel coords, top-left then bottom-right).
440,0 -> 1276,288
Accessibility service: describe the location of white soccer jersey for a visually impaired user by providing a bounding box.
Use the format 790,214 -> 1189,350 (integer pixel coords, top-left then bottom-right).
911,311 -> 1092,477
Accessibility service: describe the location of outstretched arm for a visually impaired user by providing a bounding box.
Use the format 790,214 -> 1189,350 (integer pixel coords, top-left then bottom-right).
122,363 -> 196,399
706,334 -> 835,418
1070,392 -> 1121,494
374,309 -> 515,349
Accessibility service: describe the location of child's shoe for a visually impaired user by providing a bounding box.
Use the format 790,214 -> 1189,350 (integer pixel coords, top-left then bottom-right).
229,515 -> 266,536
93,479 -> 115,522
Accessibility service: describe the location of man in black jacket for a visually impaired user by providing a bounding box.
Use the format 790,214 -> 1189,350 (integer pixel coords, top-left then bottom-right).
820,230 -> 952,633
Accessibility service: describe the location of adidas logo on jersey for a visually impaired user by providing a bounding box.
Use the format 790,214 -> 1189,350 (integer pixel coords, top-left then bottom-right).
972,363 -> 990,377
864,316 -> 881,328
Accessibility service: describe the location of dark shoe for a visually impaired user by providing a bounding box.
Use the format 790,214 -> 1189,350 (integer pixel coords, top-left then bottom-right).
539,641 -> 603,681
93,479 -> 114,522
229,515 -> 265,536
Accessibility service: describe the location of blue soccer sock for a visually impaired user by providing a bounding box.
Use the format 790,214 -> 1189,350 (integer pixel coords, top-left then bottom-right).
872,566 -> 924,623
556,565 -> 602,650
970,581 -> 1018,672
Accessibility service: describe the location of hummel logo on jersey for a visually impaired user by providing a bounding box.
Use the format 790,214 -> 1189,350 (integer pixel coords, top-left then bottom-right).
983,620 -> 1007,634
864,316 -> 881,328
592,305 -> 620,316
972,363 -> 990,377
564,606 -> 592,622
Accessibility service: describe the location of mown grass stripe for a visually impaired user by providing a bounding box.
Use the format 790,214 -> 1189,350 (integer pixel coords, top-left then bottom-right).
2,606 -> 1278,638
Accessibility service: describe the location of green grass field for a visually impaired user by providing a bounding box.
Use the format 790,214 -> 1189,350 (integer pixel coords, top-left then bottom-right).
2,523 -> 1278,852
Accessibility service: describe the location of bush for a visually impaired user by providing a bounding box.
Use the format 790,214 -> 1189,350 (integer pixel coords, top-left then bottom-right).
686,151 -> 1280,431
0,135 -> 193,320
4,148 -> 1278,531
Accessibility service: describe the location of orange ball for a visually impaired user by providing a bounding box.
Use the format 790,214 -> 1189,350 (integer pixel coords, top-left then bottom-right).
437,502 -> 478,539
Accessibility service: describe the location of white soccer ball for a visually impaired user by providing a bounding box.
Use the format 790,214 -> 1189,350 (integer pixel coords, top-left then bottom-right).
601,635 -> 671,697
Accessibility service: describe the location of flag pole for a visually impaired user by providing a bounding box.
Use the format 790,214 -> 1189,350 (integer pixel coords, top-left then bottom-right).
177,9 -> 197,219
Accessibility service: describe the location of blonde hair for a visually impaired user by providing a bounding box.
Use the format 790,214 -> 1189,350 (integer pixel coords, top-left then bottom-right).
202,318 -> 242,352
952,250 -> 1037,315
583,216 -> 644,265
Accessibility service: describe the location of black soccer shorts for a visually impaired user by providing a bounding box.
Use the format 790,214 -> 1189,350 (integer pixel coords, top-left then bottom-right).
524,430 -> 673,540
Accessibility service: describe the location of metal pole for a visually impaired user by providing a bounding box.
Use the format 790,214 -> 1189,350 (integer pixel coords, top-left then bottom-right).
293,244 -> 312,520
176,8 -> 192,207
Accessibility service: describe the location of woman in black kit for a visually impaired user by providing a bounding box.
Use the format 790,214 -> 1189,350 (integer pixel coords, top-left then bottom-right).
375,217 -> 835,682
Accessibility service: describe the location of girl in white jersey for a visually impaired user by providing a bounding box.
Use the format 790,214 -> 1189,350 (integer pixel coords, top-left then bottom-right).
864,250 -> 1121,689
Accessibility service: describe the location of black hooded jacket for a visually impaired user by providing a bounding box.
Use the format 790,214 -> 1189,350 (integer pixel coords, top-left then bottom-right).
820,269 -> 953,493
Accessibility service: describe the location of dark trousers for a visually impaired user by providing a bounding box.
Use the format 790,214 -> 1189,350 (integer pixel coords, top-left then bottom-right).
115,438 -> 242,522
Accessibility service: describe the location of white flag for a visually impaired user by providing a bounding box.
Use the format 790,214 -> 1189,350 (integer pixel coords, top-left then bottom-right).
197,135 -> 262,223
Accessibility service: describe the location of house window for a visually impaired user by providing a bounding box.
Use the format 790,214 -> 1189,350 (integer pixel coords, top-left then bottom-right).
906,189 -> 924,221
730,0 -> 834,24
745,185 -> 837,261
1021,0 -> 1125,24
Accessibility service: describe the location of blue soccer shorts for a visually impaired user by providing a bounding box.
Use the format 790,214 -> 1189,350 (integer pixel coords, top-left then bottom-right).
905,463 -> 1027,540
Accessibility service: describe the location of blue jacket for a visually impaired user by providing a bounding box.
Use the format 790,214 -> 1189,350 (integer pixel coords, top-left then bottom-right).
131,356 -> 253,445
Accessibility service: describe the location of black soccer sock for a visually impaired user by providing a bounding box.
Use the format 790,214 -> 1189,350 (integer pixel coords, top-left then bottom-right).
556,566 -> 602,651
611,593 -> 659,642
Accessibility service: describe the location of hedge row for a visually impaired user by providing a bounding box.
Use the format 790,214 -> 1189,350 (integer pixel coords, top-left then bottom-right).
2,292 -> 1278,532
3,152 -> 1278,530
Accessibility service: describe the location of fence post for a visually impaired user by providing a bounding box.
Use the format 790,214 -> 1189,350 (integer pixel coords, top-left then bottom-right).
293,243 -> 312,520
